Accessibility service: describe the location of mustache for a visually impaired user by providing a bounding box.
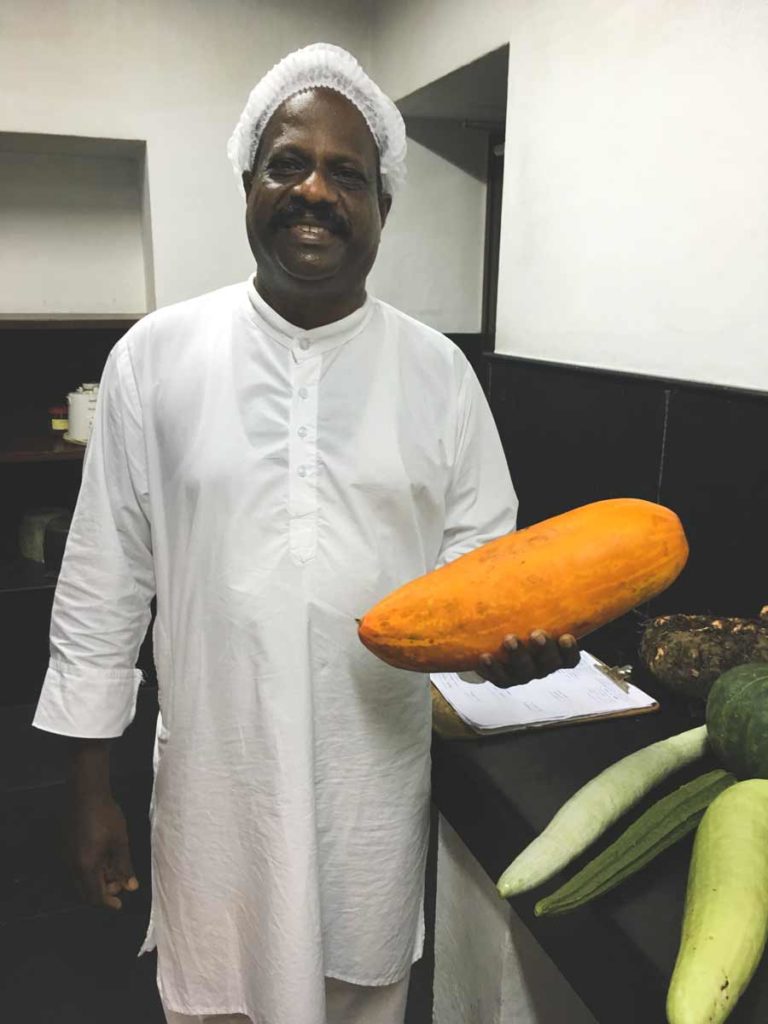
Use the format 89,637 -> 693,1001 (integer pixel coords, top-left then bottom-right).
270,200 -> 350,238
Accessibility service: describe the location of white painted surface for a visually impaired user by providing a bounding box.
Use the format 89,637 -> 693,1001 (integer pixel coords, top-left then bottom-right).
0,0 -> 370,310
370,139 -> 486,333
369,0 -> 513,105
434,815 -> 597,1024
0,138 -> 147,314
370,0 -> 768,391
0,2 -> 483,330
6,1 -> 766,383
497,0 -> 768,391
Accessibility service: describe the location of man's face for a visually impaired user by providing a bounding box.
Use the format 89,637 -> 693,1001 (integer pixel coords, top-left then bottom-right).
243,88 -> 391,295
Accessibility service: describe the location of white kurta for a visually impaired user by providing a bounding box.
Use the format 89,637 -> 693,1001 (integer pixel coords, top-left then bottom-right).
33,280 -> 517,1023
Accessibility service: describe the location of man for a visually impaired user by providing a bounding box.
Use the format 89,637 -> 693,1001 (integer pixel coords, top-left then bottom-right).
34,43 -> 577,1024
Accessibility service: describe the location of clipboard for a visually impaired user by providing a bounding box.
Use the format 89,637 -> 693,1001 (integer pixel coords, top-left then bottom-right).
430,650 -> 659,739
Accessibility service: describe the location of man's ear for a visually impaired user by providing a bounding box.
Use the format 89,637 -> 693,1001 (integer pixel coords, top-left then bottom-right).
379,192 -> 393,228
242,170 -> 253,197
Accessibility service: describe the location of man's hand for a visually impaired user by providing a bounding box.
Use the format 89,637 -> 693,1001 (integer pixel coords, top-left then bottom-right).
476,631 -> 580,688
69,794 -> 139,910
69,790 -> 140,913
67,739 -> 138,911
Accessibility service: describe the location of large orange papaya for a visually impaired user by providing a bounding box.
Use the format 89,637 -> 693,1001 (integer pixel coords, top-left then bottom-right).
358,498 -> 688,672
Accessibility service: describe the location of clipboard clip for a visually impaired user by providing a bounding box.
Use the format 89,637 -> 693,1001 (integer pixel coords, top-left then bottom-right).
594,661 -> 633,694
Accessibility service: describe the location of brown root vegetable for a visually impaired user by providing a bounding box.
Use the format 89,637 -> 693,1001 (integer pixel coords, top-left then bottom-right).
639,607 -> 768,700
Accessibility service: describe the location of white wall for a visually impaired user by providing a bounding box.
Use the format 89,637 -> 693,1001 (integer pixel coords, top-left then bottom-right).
369,138 -> 486,333
0,0 -> 484,331
0,136 -> 147,315
369,0 -> 513,104
366,0 -> 502,335
0,0 -> 370,310
498,0 -> 768,391
370,0 -> 768,392
7,0 -> 765,383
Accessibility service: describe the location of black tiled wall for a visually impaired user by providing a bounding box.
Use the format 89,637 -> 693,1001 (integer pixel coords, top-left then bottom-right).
656,386 -> 768,618
485,352 -> 768,662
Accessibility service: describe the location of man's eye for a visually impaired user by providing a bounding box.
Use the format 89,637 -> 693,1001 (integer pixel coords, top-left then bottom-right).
335,168 -> 367,187
269,157 -> 303,175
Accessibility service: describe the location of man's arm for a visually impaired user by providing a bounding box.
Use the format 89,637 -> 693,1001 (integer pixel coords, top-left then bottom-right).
438,357 -> 579,687
34,337 -> 155,910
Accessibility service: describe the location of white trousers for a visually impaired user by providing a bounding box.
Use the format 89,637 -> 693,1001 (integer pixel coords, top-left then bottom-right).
163,973 -> 411,1024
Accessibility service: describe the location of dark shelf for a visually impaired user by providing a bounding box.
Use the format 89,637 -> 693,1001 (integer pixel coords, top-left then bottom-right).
0,314 -> 141,330
0,437 -> 85,464
0,559 -> 58,594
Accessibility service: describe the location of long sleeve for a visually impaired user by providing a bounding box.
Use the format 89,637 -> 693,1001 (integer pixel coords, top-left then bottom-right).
33,336 -> 155,738
436,359 -> 518,569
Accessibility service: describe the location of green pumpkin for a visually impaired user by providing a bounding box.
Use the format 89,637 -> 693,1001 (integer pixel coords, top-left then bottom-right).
706,664 -> 768,779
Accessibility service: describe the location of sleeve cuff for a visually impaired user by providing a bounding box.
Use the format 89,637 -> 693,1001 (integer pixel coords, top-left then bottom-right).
32,660 -> 143,738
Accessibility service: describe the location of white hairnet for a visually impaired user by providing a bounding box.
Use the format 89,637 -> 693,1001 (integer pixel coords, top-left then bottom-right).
227,42 -> 407,195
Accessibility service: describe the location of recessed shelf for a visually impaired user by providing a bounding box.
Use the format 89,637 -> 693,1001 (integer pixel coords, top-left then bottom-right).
0,131 -> 152,317
0,437 -> 85,464
0,558 -> 58,594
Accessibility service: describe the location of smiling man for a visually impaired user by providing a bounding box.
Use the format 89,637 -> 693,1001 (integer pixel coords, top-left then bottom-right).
33,44 -> 576,1024
242,87 -> 386,326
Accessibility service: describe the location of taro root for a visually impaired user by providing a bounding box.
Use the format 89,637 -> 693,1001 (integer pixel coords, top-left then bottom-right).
639,608 -> 768,700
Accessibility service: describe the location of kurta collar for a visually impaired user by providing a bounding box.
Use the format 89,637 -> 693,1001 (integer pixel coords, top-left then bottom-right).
244,275 -> 374,357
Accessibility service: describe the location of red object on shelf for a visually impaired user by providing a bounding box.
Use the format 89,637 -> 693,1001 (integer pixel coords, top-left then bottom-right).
48,404 -> 69,435
0,437 -> 85,463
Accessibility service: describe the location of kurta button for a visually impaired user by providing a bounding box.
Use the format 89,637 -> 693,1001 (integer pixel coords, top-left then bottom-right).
299,338 -> 310,351
298,387 -> 309,399
298,426 -> 308,439
297,465 -> 307,478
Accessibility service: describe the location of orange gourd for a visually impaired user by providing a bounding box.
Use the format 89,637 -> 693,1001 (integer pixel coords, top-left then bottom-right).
358,498 -> 689,672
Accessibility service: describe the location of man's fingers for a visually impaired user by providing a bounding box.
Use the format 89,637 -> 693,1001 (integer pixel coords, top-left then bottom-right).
558,634 -> 580,669
102,890 -> 123,911
528,631 -> 563,677
480,637 -> 537,688
478,653 -> 509,687
500,635 -> 538,685
478,631 -> 583,690
99,865 -> 126,910
78,847 -> 136,912
77,860 -> 119,910
112,843 -> 139,892
479,633 -> 582,688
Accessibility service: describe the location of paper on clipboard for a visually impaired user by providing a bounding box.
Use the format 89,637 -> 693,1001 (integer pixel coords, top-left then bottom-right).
431,650 -> 658,734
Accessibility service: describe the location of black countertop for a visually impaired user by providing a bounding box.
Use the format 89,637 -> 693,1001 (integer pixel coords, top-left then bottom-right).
431,668 -> 767,1024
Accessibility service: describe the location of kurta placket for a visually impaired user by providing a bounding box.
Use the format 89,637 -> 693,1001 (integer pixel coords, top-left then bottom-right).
32,279 -> 518,1023
289,333 -> 319,563
247,284 -> 374,563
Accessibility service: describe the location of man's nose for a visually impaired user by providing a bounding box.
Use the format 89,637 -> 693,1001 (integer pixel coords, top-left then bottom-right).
293,167 -> 338,205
